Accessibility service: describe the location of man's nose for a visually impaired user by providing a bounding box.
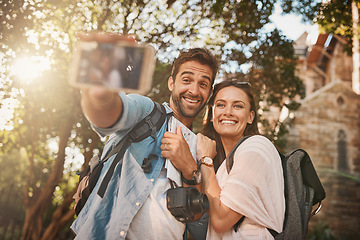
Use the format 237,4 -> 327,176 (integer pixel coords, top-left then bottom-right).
189,83 -> 200,95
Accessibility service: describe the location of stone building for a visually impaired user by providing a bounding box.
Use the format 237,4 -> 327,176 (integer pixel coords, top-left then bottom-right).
285,32 -> 360,238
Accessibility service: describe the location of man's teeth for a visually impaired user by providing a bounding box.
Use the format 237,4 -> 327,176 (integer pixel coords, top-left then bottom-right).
221,120 -> 236,125
184,98 -> 199,103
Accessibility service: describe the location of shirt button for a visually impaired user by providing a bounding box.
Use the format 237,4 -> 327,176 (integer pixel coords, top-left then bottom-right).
136,201 -> 140,206
150,178 -> 154,183
120,231 -> 125,236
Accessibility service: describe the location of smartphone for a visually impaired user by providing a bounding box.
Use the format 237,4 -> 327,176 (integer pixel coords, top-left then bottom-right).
69,40 -> 156,95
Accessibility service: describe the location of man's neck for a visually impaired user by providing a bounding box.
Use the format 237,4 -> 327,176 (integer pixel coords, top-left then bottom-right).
168,101 -> 194,129
172,112 -> 193,129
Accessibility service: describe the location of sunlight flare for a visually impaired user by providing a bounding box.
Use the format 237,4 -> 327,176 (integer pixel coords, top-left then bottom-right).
11,56 -> 51,83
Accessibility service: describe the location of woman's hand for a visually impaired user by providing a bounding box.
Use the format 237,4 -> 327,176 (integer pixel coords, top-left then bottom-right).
196,133 -> 217,160
197,133 -> 243,233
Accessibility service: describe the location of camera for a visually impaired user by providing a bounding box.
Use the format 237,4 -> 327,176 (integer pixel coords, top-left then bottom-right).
69,39 -> 156,95
166,187 -> 209,223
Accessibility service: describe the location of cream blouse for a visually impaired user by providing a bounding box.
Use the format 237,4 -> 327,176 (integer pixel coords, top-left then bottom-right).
207,135 -> 285,240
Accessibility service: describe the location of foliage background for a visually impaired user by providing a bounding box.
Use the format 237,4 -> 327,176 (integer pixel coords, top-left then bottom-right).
2,0 -> 350,239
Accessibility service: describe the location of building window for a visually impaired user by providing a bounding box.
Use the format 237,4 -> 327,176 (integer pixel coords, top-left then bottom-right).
337,96 -> 344,107
337,129 -> 348,171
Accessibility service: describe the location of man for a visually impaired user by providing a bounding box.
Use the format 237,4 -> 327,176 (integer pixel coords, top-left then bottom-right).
71,34 -> 219,239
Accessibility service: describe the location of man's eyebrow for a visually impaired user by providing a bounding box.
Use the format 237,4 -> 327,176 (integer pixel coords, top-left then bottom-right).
202,75 -> 211,82
180,71 -> 194,77
180,71 -> 211,82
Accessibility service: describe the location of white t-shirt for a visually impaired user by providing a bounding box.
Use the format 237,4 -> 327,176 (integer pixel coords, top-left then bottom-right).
127,168 -> 185,240
207,135 -> 285,240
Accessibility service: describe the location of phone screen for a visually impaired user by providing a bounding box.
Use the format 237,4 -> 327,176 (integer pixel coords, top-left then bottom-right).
70,41 -> 155,94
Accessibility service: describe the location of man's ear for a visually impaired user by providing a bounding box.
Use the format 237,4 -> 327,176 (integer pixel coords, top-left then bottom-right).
168,76 -> 174,92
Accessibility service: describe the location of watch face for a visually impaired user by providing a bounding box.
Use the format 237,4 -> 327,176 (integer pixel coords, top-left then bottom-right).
202,157 -> 213,166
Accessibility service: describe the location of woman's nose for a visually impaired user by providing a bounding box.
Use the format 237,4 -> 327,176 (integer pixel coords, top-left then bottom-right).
224,105 -> 233,115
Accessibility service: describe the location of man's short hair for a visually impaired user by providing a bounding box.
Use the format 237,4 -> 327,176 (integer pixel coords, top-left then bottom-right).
171,48 -> 219,85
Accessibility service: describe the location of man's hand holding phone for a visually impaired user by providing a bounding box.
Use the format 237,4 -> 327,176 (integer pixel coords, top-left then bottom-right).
71,32 -> 157,128
69,32 -> 156,95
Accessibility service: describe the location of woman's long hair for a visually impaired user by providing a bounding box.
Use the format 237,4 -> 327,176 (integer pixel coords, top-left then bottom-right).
202,79 -> 260,171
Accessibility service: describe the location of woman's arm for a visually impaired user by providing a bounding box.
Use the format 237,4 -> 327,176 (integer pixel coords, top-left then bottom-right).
196,134 -> 244,233
200,163 -> 243,233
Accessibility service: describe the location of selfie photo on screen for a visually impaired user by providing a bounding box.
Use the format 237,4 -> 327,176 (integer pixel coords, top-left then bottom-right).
70,40 -> 155,95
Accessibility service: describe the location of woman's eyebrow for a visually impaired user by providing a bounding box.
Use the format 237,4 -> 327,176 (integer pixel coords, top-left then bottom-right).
234,100 -> 246,105
215,99 -> 246,104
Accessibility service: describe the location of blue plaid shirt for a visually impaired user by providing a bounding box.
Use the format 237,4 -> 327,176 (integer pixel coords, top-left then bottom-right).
71,93 -> 176,239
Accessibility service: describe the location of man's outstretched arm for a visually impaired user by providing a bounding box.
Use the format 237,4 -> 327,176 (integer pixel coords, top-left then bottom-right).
76,32 -> 136,128
81,87 -> 122,128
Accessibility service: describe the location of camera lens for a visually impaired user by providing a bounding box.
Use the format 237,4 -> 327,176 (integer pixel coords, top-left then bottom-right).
167,187 -> 209,223
189,188 -> 209,215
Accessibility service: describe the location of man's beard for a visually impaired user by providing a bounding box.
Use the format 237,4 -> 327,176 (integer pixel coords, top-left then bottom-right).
171,92 -> 205,118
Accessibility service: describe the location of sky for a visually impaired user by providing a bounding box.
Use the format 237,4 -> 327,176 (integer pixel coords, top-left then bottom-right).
223,5 -> 318,74
269,3 -> 317,41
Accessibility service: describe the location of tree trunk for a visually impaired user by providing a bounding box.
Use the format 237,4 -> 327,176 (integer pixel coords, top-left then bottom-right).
41,188 -> 77,240
41,131 -> 100,240
21,119 -> 73,240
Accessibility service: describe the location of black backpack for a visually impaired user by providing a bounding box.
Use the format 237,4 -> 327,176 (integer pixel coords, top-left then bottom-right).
226,135 -> 326,239
73,101 -> 167,216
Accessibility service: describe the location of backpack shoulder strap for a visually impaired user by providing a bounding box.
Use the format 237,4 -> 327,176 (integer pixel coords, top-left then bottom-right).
226,135 -> 252,232
129,101 -> 167,142
226,135 -> 252,173
97,101 -> 167,198
297,149 -> 325,205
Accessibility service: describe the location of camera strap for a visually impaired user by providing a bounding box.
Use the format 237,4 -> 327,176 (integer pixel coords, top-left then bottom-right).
169,179 -> 179,189
97,101 -> 167,198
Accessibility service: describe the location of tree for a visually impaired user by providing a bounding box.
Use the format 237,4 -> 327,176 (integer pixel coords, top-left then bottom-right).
0,1 -> 224,239
0,0 -> 303,239
0,150 -> 27,239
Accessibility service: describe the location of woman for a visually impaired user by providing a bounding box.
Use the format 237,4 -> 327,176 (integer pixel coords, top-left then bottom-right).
196,80 -> 285,239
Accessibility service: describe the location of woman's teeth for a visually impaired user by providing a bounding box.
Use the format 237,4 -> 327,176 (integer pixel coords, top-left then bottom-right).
221,120 -> 236,125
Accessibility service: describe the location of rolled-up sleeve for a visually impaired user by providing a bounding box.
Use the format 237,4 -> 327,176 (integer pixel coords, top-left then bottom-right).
91,92 -> 154,137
